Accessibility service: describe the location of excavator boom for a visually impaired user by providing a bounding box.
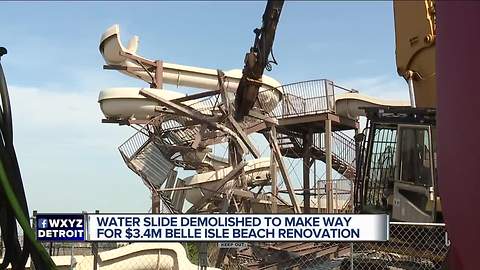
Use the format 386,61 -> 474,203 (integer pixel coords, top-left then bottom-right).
393,0 -> 436,108
234,0 -> 284,120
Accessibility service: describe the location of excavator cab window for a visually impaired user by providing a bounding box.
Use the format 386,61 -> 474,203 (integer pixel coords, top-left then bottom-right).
396,125 -> 433,187
362,123 -> 397,213
392,124 -> 438,222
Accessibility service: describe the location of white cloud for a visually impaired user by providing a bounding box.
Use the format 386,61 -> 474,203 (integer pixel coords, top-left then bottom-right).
9,85 -> 150,213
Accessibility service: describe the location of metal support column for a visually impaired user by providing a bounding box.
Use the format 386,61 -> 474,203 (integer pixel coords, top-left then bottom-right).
152,191 -> 160,214
199,242 -> 208,270
325,119 -> 334,213
317,180 -> 322,213
303,131 -> 312,213
154,60 -> 163,89
92,210 -> 99,270
349,120 -> 358,269
270,132 -> 302,213
350,125 -> 356,270
270,127 -> 278,213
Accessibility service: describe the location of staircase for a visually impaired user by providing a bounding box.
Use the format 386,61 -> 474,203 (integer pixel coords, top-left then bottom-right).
277,131 -> 356,180
119,128 -> 175,189
119,126 -> 187,213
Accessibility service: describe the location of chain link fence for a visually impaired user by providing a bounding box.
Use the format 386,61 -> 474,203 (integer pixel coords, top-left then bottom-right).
224,222 -> 449,270
350,222 -> 449,270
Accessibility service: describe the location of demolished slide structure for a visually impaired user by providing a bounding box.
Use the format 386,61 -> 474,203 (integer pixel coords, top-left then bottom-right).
98,24 -> 409,209
93,24 -> 409,267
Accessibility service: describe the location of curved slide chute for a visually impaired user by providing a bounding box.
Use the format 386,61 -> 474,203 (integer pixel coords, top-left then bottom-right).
99,24 -> 283,108
99,89 -> 410,122
335,92 -> 410,119
183,158 -> 271,205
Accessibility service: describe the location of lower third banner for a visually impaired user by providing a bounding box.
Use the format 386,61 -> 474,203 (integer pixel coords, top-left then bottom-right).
86,214 -> 389,242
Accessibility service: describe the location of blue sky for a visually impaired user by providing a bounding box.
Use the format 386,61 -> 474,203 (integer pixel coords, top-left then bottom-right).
0,1 -> 408,213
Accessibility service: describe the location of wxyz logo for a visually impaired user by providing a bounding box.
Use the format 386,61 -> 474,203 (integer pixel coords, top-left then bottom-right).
46,219 -> 83,228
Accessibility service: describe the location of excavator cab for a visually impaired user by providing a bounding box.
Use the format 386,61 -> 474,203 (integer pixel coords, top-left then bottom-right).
355,106 -> 442,223
354,0 -> 440,222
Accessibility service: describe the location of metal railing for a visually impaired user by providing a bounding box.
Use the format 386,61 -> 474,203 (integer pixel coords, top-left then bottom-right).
118,125 -> 152,162
276,130 -> 356,180
122,79 -> 357,152
315,179 -> 354,213
266,79 -> 356,119
313,131 -> 356,168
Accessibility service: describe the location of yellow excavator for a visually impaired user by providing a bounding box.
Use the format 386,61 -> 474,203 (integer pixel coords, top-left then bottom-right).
354,0 -> 439,223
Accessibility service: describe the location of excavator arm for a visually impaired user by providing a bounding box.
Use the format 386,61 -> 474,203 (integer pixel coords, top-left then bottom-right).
234,0 -> 284,120
393,0 -> 436,108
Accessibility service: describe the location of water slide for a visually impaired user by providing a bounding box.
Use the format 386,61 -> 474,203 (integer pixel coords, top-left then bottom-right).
98,24 -> 410,125
95,24 -> 411,264
100,25 -> 283,93
13,243 -> 219,270
99,24 -> 283,121
97,25 -> 409,121
98,24 -> 410,205
99,24 -> 286,172
96,24 -> 289,266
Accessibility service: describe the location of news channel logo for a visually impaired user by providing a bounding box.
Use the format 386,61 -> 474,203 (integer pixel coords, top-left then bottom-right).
36,214 -> 85,241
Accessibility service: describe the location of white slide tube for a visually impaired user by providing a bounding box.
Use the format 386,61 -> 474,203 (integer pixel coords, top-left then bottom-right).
335,92 -> 410,119
100,24 -> 283,95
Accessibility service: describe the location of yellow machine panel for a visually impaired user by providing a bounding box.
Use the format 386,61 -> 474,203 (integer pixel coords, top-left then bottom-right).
393,0 -> 436,108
